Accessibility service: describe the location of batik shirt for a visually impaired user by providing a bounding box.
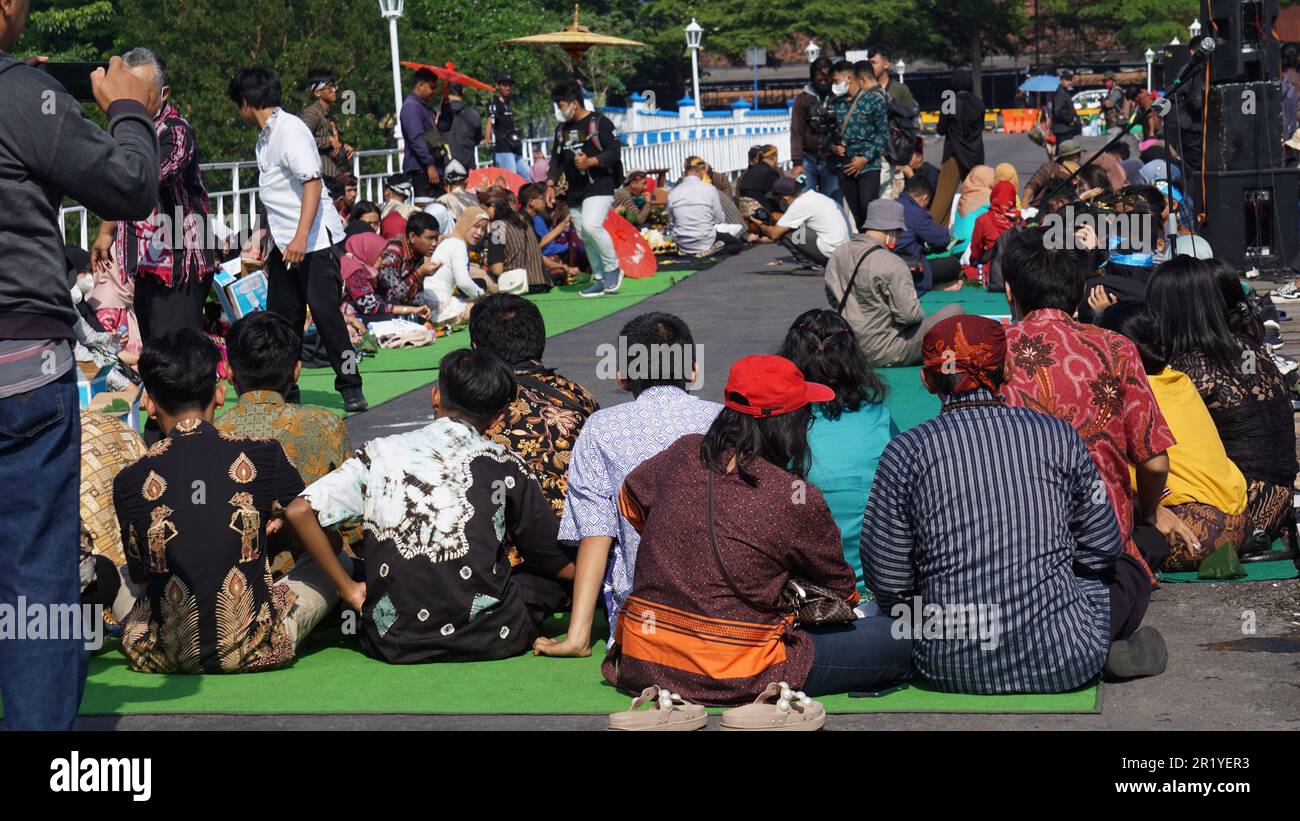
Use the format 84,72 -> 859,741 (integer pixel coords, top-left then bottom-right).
216,390 -> 359,570
486,364 -> 600,520
558,386 -> 722,639
114,102 -> 214,287
301,417 -> 572,664
1002,309 -> 1175,583
376,239 -> 422,306
81,411 -> 147,565
113,419 -> 305,673
863,389 -> 1121,694
832,88 -> 889,171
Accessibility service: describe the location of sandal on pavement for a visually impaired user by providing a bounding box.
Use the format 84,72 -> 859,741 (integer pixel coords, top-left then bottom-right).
719,681 -> 826,731
607,686 -> 708,731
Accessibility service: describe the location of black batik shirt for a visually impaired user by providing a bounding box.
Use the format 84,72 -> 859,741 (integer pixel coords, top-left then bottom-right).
300,417 -> 570,664
113,419 -> 306,674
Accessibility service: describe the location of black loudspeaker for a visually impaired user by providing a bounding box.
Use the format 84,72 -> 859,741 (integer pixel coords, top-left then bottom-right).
1200,167 -> 1298,271
1204,81 -> 1284,171
1202,0 -> 1281,83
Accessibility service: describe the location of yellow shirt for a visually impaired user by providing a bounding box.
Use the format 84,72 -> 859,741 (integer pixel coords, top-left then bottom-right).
1132,368 -> 1247,514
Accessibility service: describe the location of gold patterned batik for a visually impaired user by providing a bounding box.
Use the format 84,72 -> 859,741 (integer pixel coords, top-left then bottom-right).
228,492 -> 260,562
146,505 -> 178,572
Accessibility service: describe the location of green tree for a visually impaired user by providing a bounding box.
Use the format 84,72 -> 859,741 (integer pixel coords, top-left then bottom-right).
903,0 -> 1027,94
1040,0 -> 1200,55
14,0 -> 117,61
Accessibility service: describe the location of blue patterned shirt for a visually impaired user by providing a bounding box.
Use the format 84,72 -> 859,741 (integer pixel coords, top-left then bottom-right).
861,389 -> 1122,694
559,386 -> 722,639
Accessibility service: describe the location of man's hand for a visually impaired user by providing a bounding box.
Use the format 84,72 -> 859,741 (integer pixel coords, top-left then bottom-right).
845,156 -> 869,177
342,580 -> 366,612
574,153 -> 597,171
23,56 -> 49,67
1152,506 -> 1200,555
532,634 -> 591,658
91,227 -> 116,272
1074,223 -> 1099,250
900,163 -> 915,179
283,236 -> 308,266
427,166 -> 441,186
91,56 -> 161,117
832,144 -> 847,157
790,164 -> 804,178
417,258 -> 441,276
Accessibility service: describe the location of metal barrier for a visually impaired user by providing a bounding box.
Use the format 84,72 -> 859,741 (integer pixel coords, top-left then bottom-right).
59,127 -> 791,247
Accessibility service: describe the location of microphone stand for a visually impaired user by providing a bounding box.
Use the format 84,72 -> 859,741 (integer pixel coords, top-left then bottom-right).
1036,39 -> 1215,210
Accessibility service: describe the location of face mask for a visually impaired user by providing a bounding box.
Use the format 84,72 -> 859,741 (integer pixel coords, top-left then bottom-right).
77,274 -> 94,296
553,103 -> 568,122
813,81 -> 832,97
70,285 -> 82,306
832,82 -> 850,96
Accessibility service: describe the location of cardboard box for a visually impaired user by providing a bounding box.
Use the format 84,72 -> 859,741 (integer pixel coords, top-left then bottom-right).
212,258 -> 268,321
76,360 -> 113,408
87,385 -> 143,431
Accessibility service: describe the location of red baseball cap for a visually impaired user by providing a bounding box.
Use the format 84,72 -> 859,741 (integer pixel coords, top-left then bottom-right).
723,355 -> 835,417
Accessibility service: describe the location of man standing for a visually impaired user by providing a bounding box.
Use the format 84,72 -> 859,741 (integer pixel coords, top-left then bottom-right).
824,199 -> 962,367
91,48 -> 214,344
547,80 -> 624,298
869,45 -> 917,200
1100,72 -> 1127,136
485,73 -> 527,176
438,83 -> 482,170
0,0 -> 159,728
833,61 -> 889,230
299,68 -> 353,183
1052,70 -> 1080,145
228,68 -> 367,412
790,56 -> 843,204
400,67 -> 444,200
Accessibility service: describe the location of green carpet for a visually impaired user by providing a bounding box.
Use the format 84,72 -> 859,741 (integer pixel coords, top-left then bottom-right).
881,288 -> 1010,431
66,616 -> 1098,716
1159,543 -> 1299,583
290,271 -> 699,416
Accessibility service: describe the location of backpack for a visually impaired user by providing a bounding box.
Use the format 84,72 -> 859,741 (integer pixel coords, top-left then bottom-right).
883,90 -> 920,166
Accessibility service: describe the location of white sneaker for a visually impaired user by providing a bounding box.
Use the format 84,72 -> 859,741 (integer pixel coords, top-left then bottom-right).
1264,319 -> 1282,334
1274,353 -> 1299,375
1270,283 -> 1300,303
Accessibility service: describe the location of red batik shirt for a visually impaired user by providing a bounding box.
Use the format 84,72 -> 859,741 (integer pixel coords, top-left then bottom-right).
1002,309 -> 1176,583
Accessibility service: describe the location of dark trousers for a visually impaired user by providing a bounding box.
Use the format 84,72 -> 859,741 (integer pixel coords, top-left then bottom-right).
265,242 -> 361,394
714,230 -> 744,256
1107,553 -> 1153,642
134,269 -> 211,342
838,169 -> 881,232
0,368 -> 86,729
779,229 -> 829,267
803,601 -> 914,696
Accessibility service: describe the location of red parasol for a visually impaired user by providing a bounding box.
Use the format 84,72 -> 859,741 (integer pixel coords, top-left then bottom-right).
603,211 -> 657,279
400,61 -> 493,92
466,166 -> 528,195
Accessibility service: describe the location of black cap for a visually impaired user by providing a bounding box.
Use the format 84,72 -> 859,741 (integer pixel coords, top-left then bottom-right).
496,73 -> 514,85
64,244 -> 90,281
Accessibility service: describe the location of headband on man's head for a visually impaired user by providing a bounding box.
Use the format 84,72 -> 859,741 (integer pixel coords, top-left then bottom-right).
921,315 -> 1007,394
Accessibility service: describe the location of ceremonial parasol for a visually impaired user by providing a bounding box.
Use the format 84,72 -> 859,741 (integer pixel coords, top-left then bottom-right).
400,61 -> 494,92
504,5 -> 646,75
466,166 -> 528,195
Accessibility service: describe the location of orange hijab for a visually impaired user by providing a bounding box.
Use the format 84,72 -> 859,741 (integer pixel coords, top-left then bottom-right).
957,165 -> 996,216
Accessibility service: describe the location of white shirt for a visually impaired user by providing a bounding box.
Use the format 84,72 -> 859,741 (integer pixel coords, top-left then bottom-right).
423,236 -> 484,322
778,190 -> 850,257
255,108 -> 346,253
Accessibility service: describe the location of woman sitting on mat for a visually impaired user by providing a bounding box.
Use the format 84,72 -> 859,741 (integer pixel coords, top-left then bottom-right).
607,354 -> 913,706
341,230 -> 431,323
425,207 -> 490,324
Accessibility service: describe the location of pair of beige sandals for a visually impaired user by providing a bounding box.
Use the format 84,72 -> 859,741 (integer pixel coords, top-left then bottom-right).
607,682 -> 826,731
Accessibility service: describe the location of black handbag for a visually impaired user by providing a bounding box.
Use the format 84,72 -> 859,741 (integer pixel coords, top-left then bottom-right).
706,471 -> 856,627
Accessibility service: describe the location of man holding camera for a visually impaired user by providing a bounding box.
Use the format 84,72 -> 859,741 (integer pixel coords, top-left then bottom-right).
1,0 -> 160,729
791,56 -> 848,204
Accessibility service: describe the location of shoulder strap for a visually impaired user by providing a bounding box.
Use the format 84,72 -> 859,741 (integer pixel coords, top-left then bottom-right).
836,245 -> 882,315
513,370 -> 590,416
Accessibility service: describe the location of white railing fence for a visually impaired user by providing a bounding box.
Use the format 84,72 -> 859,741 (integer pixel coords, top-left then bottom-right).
59,128 -> 791,247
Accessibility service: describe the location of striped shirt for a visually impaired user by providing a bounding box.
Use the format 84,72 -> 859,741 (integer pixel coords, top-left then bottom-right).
862,389 -> 1121,694
0,338 -> 72,399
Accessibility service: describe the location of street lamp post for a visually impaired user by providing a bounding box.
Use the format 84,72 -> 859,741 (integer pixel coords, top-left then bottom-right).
896,58 -> 906,84
378,0 -> 405,154
805,39 -> 821,64
685,18 -> 703,119
1145,48 -> 1155,93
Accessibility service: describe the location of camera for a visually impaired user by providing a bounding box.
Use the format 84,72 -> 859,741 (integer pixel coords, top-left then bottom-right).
807,99 -> 837,137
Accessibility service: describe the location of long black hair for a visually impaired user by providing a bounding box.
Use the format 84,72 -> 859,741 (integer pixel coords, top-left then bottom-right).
778,309 -> 887,420
1206,257 -> 1264,343
1146,255 -> 1242,368
1095,300 -> 1167,376
699,406 -> 813,487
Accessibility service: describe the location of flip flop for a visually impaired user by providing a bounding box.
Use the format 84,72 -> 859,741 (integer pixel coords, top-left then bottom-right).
607,686 -> 708,732
719,681 -> 826,731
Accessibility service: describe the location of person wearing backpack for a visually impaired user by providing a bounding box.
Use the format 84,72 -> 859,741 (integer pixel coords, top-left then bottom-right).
831,61 -> 889,231
545,80 -> 625,298
868,46 -> 919,200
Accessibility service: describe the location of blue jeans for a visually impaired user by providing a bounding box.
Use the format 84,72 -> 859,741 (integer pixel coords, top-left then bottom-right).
0,367 -> 86,729
493,151 -> 528,177
801,155 -> 843,204
801,601 -> 914,697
